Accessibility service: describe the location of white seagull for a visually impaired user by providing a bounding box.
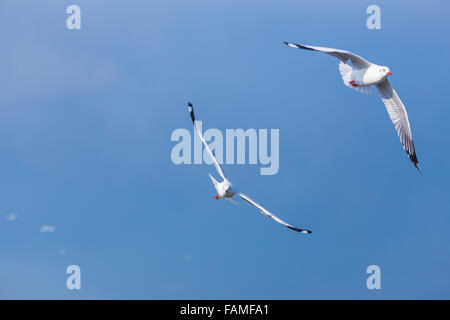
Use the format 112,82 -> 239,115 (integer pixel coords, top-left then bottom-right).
284,41 -> 420,172
187,102 -> 311,234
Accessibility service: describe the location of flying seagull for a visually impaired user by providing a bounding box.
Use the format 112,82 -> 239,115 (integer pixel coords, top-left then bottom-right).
187,102 -> 311,234
284,41 -> 420,172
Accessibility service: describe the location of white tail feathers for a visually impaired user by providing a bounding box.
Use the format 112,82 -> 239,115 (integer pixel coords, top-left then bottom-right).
339,62 -> 352,83
339,62 -> 372,94
208,173 -> 220,189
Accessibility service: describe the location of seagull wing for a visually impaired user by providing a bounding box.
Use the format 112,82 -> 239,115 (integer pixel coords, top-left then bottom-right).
238,193 -> 311,234
375,79 -> 420,171
284,42 -> 372,69
188,102 -> 226,180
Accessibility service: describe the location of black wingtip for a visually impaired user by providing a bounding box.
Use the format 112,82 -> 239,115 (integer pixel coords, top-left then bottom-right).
409,150 -> 422,174
288,226 -> 312,234
187,102 -> 195,123
415,163 -> 422,175
283,42 -> 315,51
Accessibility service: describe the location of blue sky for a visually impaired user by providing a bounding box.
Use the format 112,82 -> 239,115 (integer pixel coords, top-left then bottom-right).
0,0 -> 449,299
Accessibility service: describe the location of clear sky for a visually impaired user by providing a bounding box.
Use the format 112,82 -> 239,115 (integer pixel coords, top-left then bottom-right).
0,0 -> 449,299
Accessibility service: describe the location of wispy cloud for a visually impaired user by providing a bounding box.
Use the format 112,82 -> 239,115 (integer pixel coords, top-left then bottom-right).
184,252 -> 192,261
40,225 -> 55,233
5,212 -> 18,221
0,38 -> 119,104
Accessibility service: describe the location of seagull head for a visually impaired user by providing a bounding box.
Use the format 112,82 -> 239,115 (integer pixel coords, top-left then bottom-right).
379,66 -> 392,77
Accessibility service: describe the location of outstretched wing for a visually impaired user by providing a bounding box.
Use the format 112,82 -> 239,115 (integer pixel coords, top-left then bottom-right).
238,193 -> 311,234
375,79 -> 420,172
188,102 -> 226,180
284,42 -> 372,69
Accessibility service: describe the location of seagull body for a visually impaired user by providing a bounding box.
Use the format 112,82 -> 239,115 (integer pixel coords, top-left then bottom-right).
284,42 -> 420,171
346,65 -> 389,87
187,102 -> 311,234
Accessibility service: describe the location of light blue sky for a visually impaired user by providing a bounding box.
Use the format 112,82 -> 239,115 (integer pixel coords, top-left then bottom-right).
0,0 -> 449,299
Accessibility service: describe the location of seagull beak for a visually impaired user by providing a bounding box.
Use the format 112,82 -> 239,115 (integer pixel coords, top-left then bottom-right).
215,195 -> 220,200
387,72 -> 392,75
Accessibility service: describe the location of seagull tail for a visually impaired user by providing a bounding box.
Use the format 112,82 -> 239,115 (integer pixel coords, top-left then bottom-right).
208,173 -> 220,188
339,62 -> 371,94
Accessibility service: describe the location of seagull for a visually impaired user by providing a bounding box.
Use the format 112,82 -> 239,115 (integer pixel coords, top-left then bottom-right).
284,41 -> 421,172
187,102 -> 311,234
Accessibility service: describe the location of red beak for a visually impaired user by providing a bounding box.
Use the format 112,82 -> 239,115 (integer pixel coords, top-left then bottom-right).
387,72 -> 392,75
215,195 -> 220,199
